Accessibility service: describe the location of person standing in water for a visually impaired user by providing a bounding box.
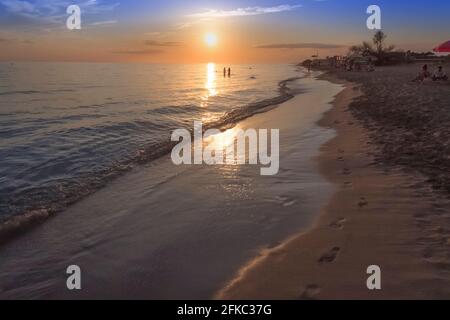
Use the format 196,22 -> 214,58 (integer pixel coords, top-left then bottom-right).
228,67 -> 231,77
223,67 -> 226,77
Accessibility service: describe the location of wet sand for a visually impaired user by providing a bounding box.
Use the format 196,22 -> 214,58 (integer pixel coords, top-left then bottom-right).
217,74 -> 450,299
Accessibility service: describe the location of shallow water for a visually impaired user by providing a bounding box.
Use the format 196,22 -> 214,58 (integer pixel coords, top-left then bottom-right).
0,62 -> 299,222
0,75 -> 344,299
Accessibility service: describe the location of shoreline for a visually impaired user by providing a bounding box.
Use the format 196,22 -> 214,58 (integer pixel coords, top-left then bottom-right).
216,71 -> 450,299
0,73 -> 342,299
1,66 -> 449,299
0,73 -> 301,246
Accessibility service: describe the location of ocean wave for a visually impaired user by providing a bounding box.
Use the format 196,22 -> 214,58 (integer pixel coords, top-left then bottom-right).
146,104 -> 200,115
0,88 -> 76,96
0,76 -> 303,245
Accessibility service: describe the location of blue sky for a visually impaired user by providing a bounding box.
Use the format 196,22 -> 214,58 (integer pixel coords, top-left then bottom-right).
0,0 -> 449,62
1,0 -> 448,26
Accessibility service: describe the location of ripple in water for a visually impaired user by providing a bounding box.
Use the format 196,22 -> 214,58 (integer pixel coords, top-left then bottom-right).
0,62 -> 302,237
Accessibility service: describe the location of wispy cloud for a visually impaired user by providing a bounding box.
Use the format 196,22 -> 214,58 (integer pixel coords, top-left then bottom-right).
91,20 -> 118,26
111,49 -> 164,55
187,4 -> 302,18
0,0 -> 119,25
256,43 -> 345,49
144,40 -> 182,47
0,36 -> 33,44
1,0 -> 35,14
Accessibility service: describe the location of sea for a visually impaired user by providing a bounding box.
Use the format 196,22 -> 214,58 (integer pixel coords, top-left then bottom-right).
0,62 -> 345,298
0,62 -> 300,224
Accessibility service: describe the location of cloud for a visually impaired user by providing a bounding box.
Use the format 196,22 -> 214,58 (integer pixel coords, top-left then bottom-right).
91,20 -> 118,26
144,40 -> 182,47
80,0 -> 120,14
187,4 -> 302,18
0,0 -> 35,13
0,0 -> 119,25
0,37 -> 33,44
256,43 -> 345,49
111,49 -> 164,55
175,21 -> 197,30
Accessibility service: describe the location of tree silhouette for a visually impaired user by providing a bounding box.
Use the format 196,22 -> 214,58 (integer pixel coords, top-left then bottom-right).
350,31 -> 395,65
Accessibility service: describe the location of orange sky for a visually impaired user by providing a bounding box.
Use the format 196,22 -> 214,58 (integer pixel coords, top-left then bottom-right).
1,1 -> 449,63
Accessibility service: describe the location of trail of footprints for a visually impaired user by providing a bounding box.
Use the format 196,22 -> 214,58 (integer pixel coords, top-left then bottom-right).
337,147 -> 369,210
308,143 -> 450,298
300,147 -> 373,299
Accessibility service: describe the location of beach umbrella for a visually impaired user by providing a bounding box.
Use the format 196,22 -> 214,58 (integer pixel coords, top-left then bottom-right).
433,40 -> 450,52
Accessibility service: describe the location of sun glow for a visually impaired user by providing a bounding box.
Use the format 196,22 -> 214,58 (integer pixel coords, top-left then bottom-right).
201,63 -> 217,107
204,32 -> 218,47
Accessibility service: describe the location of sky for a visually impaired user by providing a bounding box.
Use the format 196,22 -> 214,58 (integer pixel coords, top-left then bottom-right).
0,0 -> 449,63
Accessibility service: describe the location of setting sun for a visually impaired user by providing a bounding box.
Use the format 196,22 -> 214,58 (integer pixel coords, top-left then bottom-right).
204,32 -> 218,47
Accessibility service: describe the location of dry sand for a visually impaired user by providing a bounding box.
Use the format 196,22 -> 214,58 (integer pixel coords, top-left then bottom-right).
217,71 -> 450,299
323,64 -> 450,193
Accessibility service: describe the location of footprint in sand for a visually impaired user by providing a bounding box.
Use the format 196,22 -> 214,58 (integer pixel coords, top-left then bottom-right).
358,197 -> 368,208
318,247 -> 341,263
343,181 -> 353,188
342,168 -> 352,175
299,284 -> 321,300
337,156 -> 344,162
330,218 -> 346,229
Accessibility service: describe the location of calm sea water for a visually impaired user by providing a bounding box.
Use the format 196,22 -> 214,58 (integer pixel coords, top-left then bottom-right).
0,62 -> 300,222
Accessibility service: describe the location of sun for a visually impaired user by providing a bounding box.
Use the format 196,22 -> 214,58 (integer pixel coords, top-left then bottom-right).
204,32 -> 218,47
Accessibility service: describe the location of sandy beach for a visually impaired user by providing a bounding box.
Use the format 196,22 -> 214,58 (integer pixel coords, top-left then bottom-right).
1,64 -> 449,300
217,66 -> 450,299
2,0 -> 450,304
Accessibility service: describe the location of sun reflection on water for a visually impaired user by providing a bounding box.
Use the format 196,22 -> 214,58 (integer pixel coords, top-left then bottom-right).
201,63 -> 217,107
203,124 -> 254,166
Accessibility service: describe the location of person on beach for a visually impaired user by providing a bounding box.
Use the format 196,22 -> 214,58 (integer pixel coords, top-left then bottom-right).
228,67 -> 231,77
223,67 -> 226,77
366,58 -> 375,72
366,63 -> 375,72
432,66 -> 448,81
346,59 -> 354,71
412,64 -> 431,82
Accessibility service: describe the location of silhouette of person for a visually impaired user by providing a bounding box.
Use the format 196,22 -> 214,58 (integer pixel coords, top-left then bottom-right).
228,67 -> 231,77
223,67 -> 226,77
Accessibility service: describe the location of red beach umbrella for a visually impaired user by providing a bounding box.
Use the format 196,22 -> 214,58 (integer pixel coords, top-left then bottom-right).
433,40 -> 450,52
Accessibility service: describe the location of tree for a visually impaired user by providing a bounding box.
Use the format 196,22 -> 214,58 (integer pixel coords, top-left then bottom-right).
349,31 -> 395,65
373,31 -> 395,61
373,30 -> 387,55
